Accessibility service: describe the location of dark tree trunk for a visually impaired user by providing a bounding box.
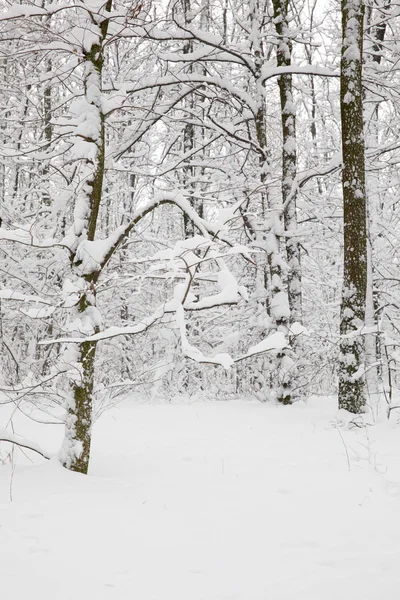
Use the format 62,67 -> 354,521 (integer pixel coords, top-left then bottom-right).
338,0 -> 368,413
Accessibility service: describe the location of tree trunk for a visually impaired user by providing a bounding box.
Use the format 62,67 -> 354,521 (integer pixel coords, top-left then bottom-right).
272,0 -> 302,326
251,0 -> 294,404
60,3 -> 112,474
338,0 -> 368,413
182,0 -> 204,238
364,0 -> 390,402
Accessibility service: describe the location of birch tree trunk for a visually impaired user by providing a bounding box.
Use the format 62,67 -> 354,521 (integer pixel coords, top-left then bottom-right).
338,0 -> 368,413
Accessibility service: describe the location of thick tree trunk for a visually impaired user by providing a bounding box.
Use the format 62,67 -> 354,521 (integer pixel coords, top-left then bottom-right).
338,0 -> 368,413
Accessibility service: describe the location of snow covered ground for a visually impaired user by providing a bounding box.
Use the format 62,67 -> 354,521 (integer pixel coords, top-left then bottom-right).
1,396 -> 400,599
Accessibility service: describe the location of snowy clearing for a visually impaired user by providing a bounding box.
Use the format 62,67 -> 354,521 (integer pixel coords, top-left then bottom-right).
1,398 -> 400,599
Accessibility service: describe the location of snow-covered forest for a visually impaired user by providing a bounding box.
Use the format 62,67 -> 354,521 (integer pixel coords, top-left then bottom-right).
1,1 -> 400,598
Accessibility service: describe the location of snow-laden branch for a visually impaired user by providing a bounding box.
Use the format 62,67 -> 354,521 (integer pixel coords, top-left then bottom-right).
113,74 -> 258,114
0,227 -> 35,245
41,280 -> 307,374
184,268 -> 247,311
82,191 -> 239,282
341,325 -> 379,339
157,47 -> 251,67
41,227 -> 249,356
0,289 -> 54,306
289,137 -> 400,211
0,226 -> 73,255
0,2 -> 111,21
240,331 -> 288,359
109,67 -> 338,109
261,64 -> 339,83
132,22 -> 254,71
40,258 -> 246,346
110,86 -> 203,158
236,323 -> 308,362
0,428 -> 52,460
175,304 -> 234,369
41,303 -> 166,345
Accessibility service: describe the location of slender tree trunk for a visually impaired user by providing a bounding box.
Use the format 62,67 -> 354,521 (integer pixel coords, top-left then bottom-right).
182,0 -> 195,238
251,0 -> 294,404
42,59 -> 53,207
60,2 -> 112,473
272,0 -> 302,326
12,86 -> 31,201
338,0 -> 368,413
364,0 -> 390,399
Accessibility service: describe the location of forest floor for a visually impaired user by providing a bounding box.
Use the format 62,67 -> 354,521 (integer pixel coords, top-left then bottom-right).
1,396 -> 400,599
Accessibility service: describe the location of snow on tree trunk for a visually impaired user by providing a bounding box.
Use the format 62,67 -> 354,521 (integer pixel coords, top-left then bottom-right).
250,0 -> 294,404
272,0 -> 302,327
60,2 -> 111,474
338,0 -> 368,413
182,0 -> 196,239
363,0 -> 389,403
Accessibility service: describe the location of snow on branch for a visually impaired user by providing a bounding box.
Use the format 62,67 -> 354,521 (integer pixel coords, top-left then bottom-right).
0,428 -> 52,460
239,331 -> 288,360
341,325 -> 379,339
0,2 -> 111,21
261,64 -> 339,83
0,227 -> 33,244
0,289 -> 54,306
297,138 -> 400,194
0,5 -> 48,19
110,85 -> 205,159
74,226 -> 126,275
86,191 -> 242,282
236,323 -> 309,362
119,74 -> 258,114
40,304 -> 167,345
175,304 -> 233,369
41,194 -> 251,362
41,232 -> 248,366
40,260 -> 247,346
0,226 -> 72,255
184,268 -> 247,311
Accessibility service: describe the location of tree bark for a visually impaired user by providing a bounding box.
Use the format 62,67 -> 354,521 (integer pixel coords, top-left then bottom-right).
272,0 -> 302,326
251,0 -> 294,404
60,2 -> 112,474
364,0 -> 390,400
338,0 -> 368,413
